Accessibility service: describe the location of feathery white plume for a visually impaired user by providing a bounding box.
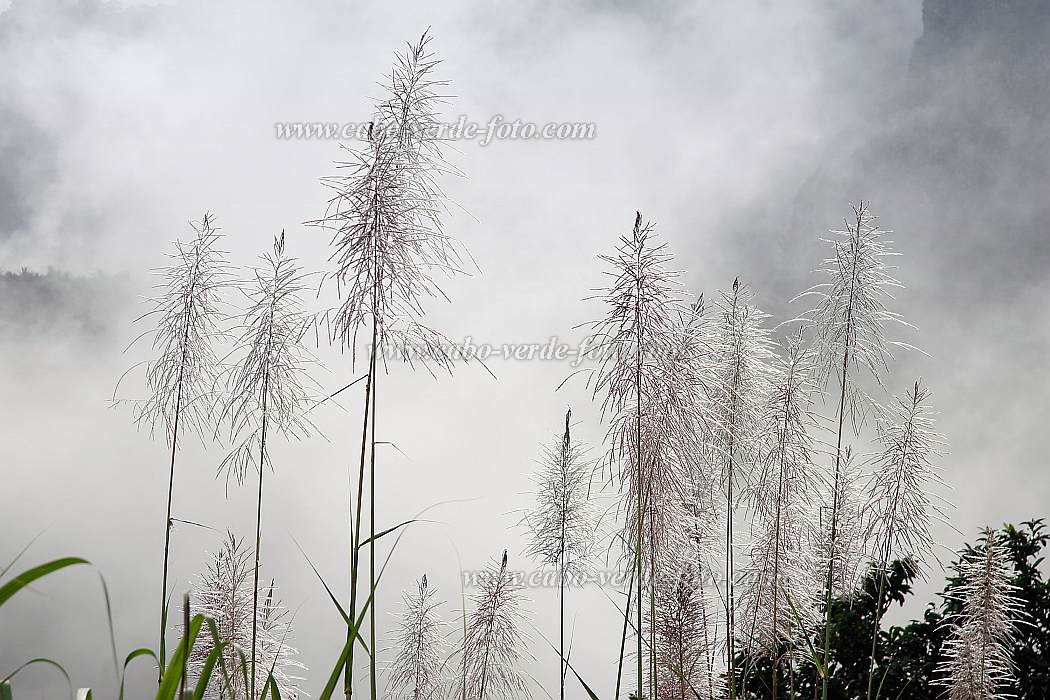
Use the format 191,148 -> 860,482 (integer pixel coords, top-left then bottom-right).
707,278 -> 775,693
316,30 -> 465,371
456,551 -> 531,700
738,333 -> 822,671
650,565 -> 724,700
581,211 -> 681,423
797,202 -> 907,424
217,231 -> 316,484
188,532 -> 305,700
936,528 -> 1022,700
121,212 -> 229,444
388,575 -> 448,700
865,380 -> 949,577
523,409 -> 598,581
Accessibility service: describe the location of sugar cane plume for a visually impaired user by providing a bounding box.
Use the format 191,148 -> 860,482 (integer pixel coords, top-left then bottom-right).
936,528 -> 1023,700
456,550 -> 531,700
121,212 -> 229,444
217,231 -> 317,485
312,31 -> 467,700
666,296 -> 722,563
797,203 -> 910,700
388,575 -> 448,700
709,279 -> 774,505
115,211 -> 229,676
863,380 -> 950,700
576,210 -> 681,700
865,380 -> 949,578
649,564 -> 724,700
187,532 -> 305,700
708,278 -> 775,693
215,231 -> 316,698
582,211 -> 681,422
738,332 -> 822,664
522,409 -> 596,700
523,409 -> 598,581
819,447 -> 870,598
316,30 -> 466,370
798,202 -> 907,425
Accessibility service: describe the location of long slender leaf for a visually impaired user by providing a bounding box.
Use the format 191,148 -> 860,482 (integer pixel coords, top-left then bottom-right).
0,558 -> 89,608
191,642 -> 227,700
119,648 -> 158,700
155,614 -> 205,700
1,658 -> 73,698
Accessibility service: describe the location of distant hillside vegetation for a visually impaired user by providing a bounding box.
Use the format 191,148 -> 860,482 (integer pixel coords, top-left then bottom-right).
0,267 -> 128,341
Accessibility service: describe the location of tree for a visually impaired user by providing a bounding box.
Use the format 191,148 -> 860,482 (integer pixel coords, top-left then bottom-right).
737,520 -> 1050,700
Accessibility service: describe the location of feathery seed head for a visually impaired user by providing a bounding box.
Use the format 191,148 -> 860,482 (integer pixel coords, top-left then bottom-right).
797,202 -> 909,425
865,380 -> 950,577
388,575 -> 448,700
456,550 -> 531,700
187,532 -> 305,699
217,232 -> 318,485
120,212 -> 230,446
523,410 -> 599,581
936,528 -> 1023,700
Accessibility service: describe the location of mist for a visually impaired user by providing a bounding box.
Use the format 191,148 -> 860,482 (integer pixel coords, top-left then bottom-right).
2,0 -> 1048,697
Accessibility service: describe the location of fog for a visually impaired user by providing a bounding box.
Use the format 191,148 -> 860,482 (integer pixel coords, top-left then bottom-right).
2,0 -> 1048,697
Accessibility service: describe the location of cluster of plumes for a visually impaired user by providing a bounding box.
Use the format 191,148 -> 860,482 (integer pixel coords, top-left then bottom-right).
568,202 -> 958,698
187,533 -> 305,700
454,551 -> 532,700
648,565 -> 724,700
216,231 -> 317,485
738,334 -> 823,662
936,529 -> 1023,700
315,29 -> 466,373
387,575 -> 448,700
120,212 -> 229,445
385,554 -> 532,700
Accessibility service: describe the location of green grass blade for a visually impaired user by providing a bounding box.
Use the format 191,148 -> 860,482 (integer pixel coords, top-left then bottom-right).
96,572 -> 120,683
0,530 -> 47,580
118,648 -> 158,700
203,618 -> 235,698
356,519 -> 418,549
530,622 -> 601,700
0,557 -> 89,608
0,681 -> 11,700
190,642 -> 226,700
1,658 -> 73,697
155,614 -> 205,700
260,675 -> 282,700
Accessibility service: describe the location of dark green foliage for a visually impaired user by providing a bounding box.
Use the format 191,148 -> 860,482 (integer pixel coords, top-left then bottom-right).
737,520 -> 1050,700
0,267 -> 126,339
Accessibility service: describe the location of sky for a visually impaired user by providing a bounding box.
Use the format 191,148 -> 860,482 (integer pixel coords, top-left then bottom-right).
2,0 -> 1050,697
